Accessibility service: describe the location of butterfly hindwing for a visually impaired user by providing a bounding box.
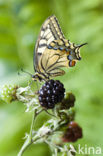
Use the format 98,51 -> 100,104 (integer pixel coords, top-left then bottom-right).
37,46 -> 69,78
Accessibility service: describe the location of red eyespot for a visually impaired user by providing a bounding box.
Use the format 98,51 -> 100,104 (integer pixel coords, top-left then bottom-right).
69,60 -> 76,67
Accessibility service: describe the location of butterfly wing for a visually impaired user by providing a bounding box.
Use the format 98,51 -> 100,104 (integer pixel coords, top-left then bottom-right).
36,38 -> 79,78
34,15 -> 65,71
37,47 -> 69,78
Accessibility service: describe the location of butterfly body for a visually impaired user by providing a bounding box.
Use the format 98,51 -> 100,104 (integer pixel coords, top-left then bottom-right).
33,15 -> 87,81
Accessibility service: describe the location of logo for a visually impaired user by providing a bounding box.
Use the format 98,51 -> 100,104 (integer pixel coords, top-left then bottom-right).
69,144 -> 102,155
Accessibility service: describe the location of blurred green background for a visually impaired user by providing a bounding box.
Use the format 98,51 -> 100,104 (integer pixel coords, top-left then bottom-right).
0,0 -> 103,155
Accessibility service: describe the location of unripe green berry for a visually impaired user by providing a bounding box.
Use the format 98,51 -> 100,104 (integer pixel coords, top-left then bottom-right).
1,85 -> 18,103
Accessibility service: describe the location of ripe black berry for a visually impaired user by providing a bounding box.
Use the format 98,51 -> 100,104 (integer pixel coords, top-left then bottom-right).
38,79 -> 65,109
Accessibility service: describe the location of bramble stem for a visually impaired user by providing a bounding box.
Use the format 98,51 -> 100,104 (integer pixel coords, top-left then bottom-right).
18,109 -> 43,156
30,110 -> 37,138
17,136 -> 32,156
17,135 -> 41,156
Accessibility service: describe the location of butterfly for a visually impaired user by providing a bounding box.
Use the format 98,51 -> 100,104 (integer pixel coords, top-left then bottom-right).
32,15 -> 87,81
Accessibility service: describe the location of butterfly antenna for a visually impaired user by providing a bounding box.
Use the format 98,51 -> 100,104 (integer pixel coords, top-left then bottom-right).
21,68 -> 33,77
78,43 -> 88,48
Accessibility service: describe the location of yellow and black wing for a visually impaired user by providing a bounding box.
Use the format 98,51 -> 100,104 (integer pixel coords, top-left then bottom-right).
36,39 -> 73,78
37,48 -> 68,78
36,37 -> 80,79
33,15 -> 83,80
34,15 -> 65,71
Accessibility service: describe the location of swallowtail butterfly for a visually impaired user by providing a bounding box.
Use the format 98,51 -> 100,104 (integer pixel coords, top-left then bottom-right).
32,15 -> 87,81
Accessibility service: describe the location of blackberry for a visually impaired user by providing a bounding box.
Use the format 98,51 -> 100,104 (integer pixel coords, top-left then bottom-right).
38,80 -> 65,109
62,121 -> 83,142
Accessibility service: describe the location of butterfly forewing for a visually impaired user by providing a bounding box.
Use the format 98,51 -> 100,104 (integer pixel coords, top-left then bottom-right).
34,15 -> 65,71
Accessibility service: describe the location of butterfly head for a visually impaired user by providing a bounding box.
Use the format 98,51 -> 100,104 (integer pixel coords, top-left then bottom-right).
67,43 -> 87,67
32,74 -> 43,81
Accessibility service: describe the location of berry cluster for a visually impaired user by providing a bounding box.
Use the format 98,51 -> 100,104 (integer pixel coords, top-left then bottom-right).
38,80 -> 65,109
